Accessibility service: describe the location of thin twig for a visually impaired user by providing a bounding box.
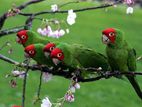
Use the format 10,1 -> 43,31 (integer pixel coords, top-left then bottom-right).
0,41 -> 10,51
24,15 -> 35,30
137,56 -> 142,61
34,72 -> 43,104
78,71 -> 142,82
19,0 -> 122,16
0,25 -> 26,37
22,59 -> 30,107
0,0 -> 45,30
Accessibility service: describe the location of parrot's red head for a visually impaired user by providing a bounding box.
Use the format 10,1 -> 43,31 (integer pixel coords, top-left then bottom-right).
12,106 -> 22,107
50,48 -> 64,65
102,28 -> 116,44
16,30 -> 28,45
43,43 -> 56,58
24,44 -> 36,58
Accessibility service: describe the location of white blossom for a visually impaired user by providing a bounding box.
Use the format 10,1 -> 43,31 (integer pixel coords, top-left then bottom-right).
12,70 -> 20,76
19,71 -> 27,79
11,70 -> 26,79
67,9 -> 77,25
69,86 -> 76,93
74,83 -> 80,89
41,97 -> 52,107
37,28 -> 43,34
66,29 -> 70,34
126,7 -> 134,14
59,29 -> 65,36
97,67 -> 102,71
51,4 -> 58,12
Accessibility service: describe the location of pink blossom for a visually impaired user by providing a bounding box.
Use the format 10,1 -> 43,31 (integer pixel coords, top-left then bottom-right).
124,0 -> 134,5
42,72 -> 52,82
64,91 -> 75,102
10,79 -> 17,88
48,29 -> 65,38
37,26 -> 53,36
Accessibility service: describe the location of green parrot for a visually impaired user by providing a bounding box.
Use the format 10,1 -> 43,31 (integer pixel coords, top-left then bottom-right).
24,43 -> 54,67
43,42 -> 59,58
50,42 -> 110,78
102,28 -> 142,99
16,30 -> 50,47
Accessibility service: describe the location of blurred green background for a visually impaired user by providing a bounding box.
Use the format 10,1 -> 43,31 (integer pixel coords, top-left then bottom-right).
0,0 -> 142,107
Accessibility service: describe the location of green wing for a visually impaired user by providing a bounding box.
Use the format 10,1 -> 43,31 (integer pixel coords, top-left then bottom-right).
72,44 -> 110,71
32,43 -> 54,67
127,48 -> 136,71
25,30 -> 49,47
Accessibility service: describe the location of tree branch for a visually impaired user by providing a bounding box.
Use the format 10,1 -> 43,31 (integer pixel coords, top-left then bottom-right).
0,25 -> 26,37
22,68 -> 29,107
19,0 -> 122,16
78,71 -> 142,82
0,53 -> 142,83
24,15 -> 35,30
0,0 -> 45,30
0,0 -> 123,37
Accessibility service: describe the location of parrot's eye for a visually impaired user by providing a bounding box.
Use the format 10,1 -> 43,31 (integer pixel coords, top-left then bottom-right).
50,47 -> 55,51
21,35 -> 26,39
57,53 -> 62,58
109,32 -> 115,37
29,50 -> 34,55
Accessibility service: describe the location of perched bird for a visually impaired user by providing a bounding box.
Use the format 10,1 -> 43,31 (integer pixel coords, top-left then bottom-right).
102,28 -> 142,99
24,43 -> 54,67
43,42 -> 56,58
16,30 -> 49,47
50,43 -> 110,74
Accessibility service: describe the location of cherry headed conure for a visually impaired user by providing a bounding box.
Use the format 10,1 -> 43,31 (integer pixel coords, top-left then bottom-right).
43,42 -> 56,58
16,30 -> 49,47
50,42 -> 110,73
24,43 -> 54,67
102,28 -> 142,99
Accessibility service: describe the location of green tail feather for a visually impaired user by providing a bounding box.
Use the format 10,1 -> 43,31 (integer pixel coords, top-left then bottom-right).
127,76 -> 142,100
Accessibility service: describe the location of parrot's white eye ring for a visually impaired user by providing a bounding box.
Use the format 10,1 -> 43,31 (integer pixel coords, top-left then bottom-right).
29,50 -> 34,54
109,32 -> 115,37
50,47 -> 55,51
21,35 -> 26,39
57,53 -> 62,57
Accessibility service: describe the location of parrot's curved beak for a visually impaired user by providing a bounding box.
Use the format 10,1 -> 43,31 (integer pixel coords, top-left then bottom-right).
24,52 -> 30,58
44,52 -> 50,58
16,37 -> 22,44
52,58 -> 60,65
102,35 -> 110,44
